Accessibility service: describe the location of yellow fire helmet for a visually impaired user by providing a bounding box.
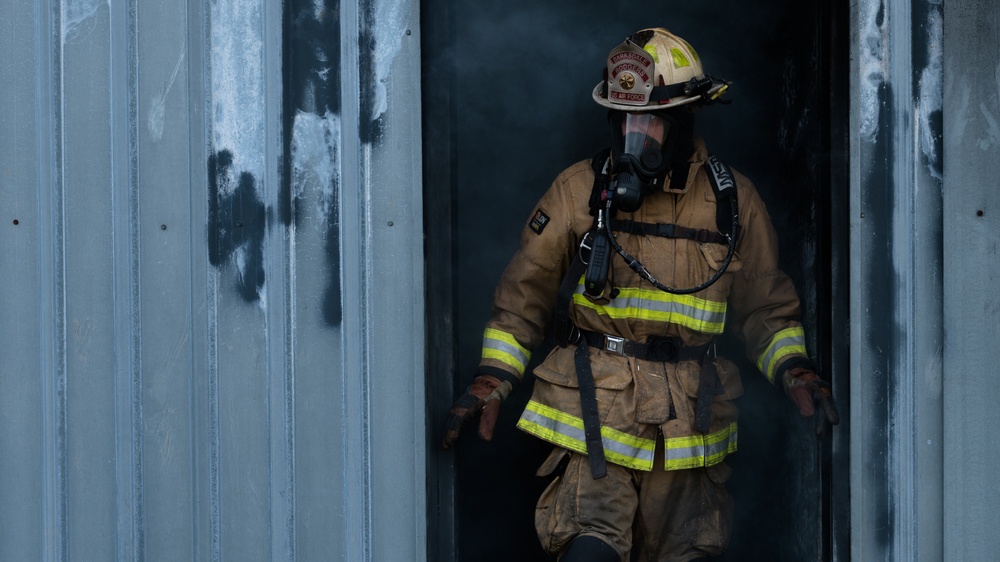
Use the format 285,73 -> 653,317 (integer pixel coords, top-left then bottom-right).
592,28 -> 731,111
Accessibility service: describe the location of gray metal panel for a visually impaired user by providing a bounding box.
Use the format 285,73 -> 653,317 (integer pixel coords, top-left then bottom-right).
338,0 -> 426,559
206,0 -> 287,558
0,0 -> 47,559
942,2 -> 1000,559
850,0 -> 944,560
138,0 -> 200,558
61,2 -> 119,558
0,0 -> 425,560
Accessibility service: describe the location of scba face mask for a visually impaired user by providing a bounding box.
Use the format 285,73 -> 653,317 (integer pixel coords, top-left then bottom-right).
608,111 -> 678,212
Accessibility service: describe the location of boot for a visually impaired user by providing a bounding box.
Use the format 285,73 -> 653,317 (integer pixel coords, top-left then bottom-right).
560,535 -> 619,562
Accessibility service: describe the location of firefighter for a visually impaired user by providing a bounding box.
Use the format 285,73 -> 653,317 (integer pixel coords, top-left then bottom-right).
443,27 -> 839,562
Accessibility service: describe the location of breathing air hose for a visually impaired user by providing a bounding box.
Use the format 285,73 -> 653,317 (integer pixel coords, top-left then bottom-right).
593,196 -> 739,296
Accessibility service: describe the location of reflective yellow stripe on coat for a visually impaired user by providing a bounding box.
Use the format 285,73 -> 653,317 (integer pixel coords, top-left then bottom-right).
517,400 -> 737,471
481,328 -> 531,375
756,326 -> 807,383
572,283 -> 727,334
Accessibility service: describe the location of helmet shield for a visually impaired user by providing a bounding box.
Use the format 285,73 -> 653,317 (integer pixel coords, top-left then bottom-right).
604,41 -> 656,107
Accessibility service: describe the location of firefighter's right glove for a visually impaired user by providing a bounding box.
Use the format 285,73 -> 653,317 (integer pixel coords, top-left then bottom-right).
441,374 -> 513,449
783,367 -> 840,430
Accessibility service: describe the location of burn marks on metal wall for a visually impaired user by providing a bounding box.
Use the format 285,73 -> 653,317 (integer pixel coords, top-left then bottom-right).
284,0 -> 343,325
863,81 -> 897,552
357,11 -> 382,144
208,0 -> 405,320
208,150 -> 268,303
914,2 -> 944,180
283,0 -> 341,226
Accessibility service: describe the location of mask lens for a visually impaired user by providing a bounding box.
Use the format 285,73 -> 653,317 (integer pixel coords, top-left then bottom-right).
621,113 -> 670,176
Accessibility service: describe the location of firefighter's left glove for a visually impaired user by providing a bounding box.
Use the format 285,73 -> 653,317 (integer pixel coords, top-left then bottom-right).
783,367 -> 840,428
441,374 -> 513,449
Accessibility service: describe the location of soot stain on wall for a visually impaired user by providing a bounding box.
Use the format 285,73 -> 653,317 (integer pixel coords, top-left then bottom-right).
358,5 -> 384,144
208,149 -> 268,303
283,0 -> 342,226
284,0 -> 343,325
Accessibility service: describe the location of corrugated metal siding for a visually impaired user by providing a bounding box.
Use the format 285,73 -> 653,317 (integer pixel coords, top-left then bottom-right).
850,1 -> 945,560
942,1 -> 1000,559
851,1 -> 943,561
0,0 -> 425,560
850,0 -> 1000,560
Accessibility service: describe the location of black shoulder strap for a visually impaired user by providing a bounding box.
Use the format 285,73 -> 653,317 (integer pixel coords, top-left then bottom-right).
704,154 -> 739,240
554,250 -> 586,347
587,148 -> 612,215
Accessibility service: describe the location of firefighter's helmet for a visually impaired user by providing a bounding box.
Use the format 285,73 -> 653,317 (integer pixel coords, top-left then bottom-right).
592,28 -> 730,111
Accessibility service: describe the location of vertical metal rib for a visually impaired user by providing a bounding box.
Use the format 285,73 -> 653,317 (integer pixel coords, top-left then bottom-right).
201,0 -> 223,558
262,0 -> 296,557
339,0 -> 373,558
887,2 -> 916,560
111,0 -> 145,558
39,1 -> 68,560
206,269 -> 222,562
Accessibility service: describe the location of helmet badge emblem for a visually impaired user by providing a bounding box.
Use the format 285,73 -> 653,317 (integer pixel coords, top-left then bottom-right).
602,41 -> 656,106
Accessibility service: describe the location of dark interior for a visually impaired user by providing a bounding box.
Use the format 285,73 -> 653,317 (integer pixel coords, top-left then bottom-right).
424,2 -> 849,560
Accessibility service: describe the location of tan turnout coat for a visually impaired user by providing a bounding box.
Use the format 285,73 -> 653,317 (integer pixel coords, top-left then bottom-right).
478,138 -> 808,471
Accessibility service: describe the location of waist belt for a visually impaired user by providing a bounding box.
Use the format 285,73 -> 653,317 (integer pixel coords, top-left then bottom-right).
578,330 -> 714,363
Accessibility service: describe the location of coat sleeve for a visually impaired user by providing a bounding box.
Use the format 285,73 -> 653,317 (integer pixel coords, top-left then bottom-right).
476,164 -> 590,386
725,176 -> 811,385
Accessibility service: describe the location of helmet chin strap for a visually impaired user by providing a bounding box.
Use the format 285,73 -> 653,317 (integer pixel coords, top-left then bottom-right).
659,110 -> 696,190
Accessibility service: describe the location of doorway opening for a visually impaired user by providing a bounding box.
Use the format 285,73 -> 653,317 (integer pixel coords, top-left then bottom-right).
424,4 -> 850,560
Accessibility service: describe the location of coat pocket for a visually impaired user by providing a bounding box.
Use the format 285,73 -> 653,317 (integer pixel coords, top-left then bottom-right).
699,242 -> 743,272
674,357 -> 743,401
533,344 -> 633,390
714,357 -> 744,400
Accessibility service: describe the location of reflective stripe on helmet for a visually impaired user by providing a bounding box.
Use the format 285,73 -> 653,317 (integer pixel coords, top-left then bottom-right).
670,47 -> 691,69
517,400 -> 738,471
756,326 -> 807,383
481,328 -> 531,375
572,280 -> 727,334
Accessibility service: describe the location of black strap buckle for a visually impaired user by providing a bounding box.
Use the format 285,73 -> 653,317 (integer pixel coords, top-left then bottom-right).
602,335 -> 626,355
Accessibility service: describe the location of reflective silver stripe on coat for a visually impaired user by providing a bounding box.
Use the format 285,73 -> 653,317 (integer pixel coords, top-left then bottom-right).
572,284 -> 727,334
481,328 -> 531,374
756,327 -> 807,382
517,402 -> 656,470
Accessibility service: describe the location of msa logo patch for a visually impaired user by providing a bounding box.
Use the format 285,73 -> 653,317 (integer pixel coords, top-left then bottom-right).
529,209 -> 550,234
707,155 -> 734,192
